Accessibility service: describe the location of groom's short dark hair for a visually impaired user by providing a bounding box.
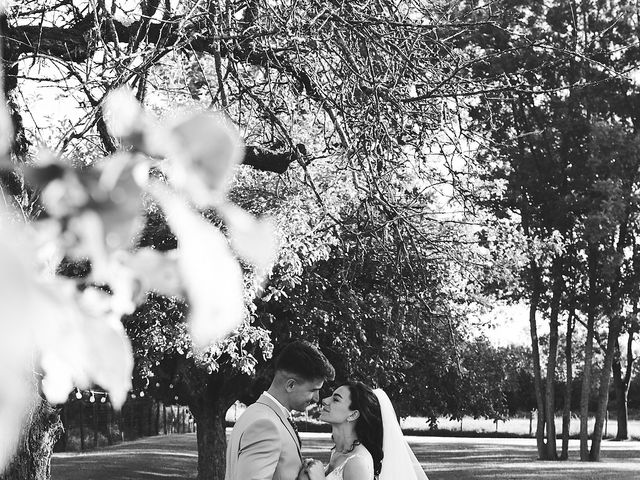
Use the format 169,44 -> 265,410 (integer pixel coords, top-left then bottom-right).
275,340 -> 335,381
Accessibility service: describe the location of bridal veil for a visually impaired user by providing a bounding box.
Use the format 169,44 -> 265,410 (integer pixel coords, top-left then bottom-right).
373,389 -> 429,480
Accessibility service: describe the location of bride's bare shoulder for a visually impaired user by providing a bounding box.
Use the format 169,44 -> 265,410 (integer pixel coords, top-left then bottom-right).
354,444 -> 373,460
342,446 -> 374,479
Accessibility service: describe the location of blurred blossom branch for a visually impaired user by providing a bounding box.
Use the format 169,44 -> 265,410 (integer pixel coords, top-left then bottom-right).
0,81 -> 278,470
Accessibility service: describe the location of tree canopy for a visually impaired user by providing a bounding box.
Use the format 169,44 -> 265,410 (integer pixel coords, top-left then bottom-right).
463,0 -> 640,460
1,1 -> 512,479
6,0 -> 639,478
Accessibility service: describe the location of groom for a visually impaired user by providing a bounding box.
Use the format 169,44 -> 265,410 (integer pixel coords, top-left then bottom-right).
225,340 -> 335,480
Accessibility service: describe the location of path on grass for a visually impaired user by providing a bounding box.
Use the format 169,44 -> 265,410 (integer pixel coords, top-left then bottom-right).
52,432 -> 640,480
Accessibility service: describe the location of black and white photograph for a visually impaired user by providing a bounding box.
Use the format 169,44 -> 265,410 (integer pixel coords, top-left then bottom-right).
1,1 -> 639,479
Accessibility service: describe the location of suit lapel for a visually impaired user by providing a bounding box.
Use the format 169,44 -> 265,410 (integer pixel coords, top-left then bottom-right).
256,394 -> 302,458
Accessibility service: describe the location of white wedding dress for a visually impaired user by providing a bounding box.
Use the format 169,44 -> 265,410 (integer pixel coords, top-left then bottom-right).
325,453 -> 370,480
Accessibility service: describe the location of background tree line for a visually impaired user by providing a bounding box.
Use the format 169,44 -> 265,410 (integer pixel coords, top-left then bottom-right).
461,0 -> 640,462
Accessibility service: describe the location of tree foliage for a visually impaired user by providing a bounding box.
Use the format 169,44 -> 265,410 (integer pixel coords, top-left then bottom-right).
464,0 -> 640,461
1,1 -> 528,478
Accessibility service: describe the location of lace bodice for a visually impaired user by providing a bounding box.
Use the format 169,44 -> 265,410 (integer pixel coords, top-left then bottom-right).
325,450 -> 373,480
325,454 -> 360,480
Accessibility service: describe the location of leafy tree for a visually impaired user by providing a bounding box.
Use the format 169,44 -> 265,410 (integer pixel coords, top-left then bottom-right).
256,204 -> 487,420
123,294 -> 272,480
502,345 -> 536,416
123,161 -> 494,477
1,1 -> 515,479
463,0 -> 640,461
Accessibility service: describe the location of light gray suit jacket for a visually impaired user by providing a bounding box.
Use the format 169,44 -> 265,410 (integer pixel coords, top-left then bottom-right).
225,394 -> 302,480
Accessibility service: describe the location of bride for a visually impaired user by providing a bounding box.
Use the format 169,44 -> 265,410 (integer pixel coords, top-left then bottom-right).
298,381 -> 428,480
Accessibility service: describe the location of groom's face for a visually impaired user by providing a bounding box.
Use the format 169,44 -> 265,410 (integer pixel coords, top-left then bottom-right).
287,377 -> 324,412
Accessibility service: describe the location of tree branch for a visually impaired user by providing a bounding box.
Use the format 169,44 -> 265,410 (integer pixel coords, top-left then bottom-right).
242,145 -> 298,174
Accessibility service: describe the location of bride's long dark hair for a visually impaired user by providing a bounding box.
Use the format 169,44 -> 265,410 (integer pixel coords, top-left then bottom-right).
344,381 -> 384,477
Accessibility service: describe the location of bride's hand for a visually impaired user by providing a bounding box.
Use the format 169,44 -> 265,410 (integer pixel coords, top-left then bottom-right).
305,459 -> 326,480
297,458 -> 317,480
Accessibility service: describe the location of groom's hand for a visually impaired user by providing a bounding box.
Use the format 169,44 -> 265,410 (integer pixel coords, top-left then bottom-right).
297,461 -> 311,480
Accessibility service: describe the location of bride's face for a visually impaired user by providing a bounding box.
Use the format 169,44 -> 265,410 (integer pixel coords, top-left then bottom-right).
319,385 -> 358,425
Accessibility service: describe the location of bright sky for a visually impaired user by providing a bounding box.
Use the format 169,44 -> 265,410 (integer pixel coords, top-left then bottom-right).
476,302 -> 532,347
479,302 -> 640,363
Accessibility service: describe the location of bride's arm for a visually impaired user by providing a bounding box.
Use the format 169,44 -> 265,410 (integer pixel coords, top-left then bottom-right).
342,456 -> 374,480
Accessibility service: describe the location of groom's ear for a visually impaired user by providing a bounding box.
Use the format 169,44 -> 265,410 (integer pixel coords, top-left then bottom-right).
285,378 -> 296,392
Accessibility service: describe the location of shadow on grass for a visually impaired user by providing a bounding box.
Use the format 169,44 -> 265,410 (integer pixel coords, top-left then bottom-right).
407,437 -> 640,480
53,435 -> 199,480
53,433 -> 640,480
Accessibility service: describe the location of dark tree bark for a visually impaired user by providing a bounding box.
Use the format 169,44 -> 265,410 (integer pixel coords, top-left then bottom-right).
528,259 -> 548,460
561,307 -> 575,460
106,406 -> 113,445
243,145 -> 300,174
92,402 -> 98,448
1,15 -> 29,162
163,404 -> 167,435
612,326 -> 636,440
79,401 -> 85,451
591,211 -> 634,456
544,257 -> 564,460
188,375 -> 243,480
191,399 -> 229,480
0,396 -> 62,480
138,349 -> 253,480
579,245 -> 598,460
193,402 -> 227,480
58,405 -> 68,452
155,400 -> 161,436
590,315 -> 622,460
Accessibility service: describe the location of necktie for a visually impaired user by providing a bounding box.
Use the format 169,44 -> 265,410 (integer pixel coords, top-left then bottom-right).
287,416 -> 301,446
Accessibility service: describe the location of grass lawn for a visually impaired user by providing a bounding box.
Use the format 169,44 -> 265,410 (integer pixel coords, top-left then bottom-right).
401,415 -> 640,439
52,431 -> 640,480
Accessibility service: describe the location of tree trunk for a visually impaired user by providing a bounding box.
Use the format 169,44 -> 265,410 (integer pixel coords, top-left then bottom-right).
561,308 -> 575,460
106,406 -> 113,446
191,398 -> 229,480
137,399 -> 144,438
0,396 -> 63,480
58,405 -> 68,452
163,404 -> 167,435
614,378 -> 628,440
92,402 -> 98,448
148,399 -> 154,436
590,210 -> 633,459
155,401 -> 161,436
2,14 -> 30,163
79,401 -> 85,451
612,322 -> 636,441
612,338 -> 627,441
545,257 -> 563,460
589,316 -> 622,460
528,260 -> 547,459
579,246 -> 598,460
